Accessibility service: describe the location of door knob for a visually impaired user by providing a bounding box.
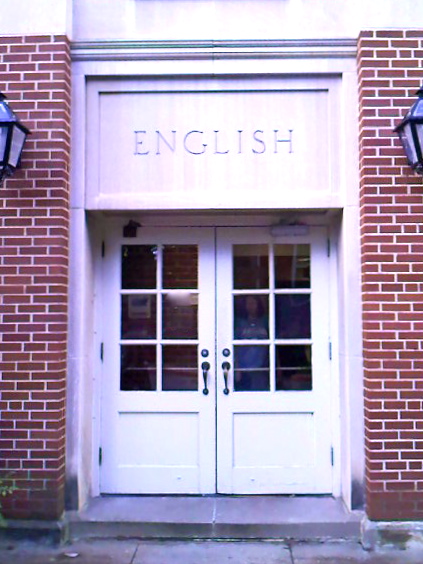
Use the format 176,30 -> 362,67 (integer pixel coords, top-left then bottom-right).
201,361 -> 210,395
222,361 -> 230,395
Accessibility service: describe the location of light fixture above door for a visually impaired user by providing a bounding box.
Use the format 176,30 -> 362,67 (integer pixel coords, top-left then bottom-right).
0,93 -> 30,185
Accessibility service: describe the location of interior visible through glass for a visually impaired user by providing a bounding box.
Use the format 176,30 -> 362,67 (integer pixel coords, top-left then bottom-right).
233,244 -> 269,289
162,293 -> 198,339
234,295 -> 269,340
275,294 -> 310,339
119,240 -> 313,393
121,245 -> 157,289
162,345 -> 198,391
276,345 -> 312,391
120,243 -> 200,392
163,245 -> 198,289
121,345 -> 156,391
232,242 -> 312,392
234,345 -> 270,391
274,244 -> 310,288
121,294 -> 156,339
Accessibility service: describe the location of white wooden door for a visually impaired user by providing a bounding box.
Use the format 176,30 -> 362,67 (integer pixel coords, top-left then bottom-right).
100,227 -> 216,494
216,227 -> 333,494
99,225 -> 334,495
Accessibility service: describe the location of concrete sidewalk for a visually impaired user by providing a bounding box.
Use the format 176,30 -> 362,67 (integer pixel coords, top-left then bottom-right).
1,539 -> 423,564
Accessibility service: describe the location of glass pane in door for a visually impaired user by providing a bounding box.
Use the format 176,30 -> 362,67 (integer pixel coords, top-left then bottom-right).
162,345 -> 198,391
121,345 -> 157,390
162,293 -> 198,339
274,244 -> 310,288
122,245 -> 157,289
233,345 -> 270,391
233,245 -> 268,289
234,295 -> 269,340
275,345 -> 312,391
163,245 -> 198,289
121,295 -> 156,339
275,295 -> 310,339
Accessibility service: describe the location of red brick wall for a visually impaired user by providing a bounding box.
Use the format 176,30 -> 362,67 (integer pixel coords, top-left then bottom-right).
0,35 -> 70,520
358,30 -> 423,520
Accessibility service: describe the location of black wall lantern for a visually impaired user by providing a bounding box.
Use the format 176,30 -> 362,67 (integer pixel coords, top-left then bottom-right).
0,93 -> 30,185
395,86 -> 423,174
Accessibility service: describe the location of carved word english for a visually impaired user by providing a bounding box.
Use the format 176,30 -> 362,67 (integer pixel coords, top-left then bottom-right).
134,129 -> 293,156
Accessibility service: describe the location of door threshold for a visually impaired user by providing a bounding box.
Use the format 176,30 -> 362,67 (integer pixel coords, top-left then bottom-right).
66,495 -> 363,541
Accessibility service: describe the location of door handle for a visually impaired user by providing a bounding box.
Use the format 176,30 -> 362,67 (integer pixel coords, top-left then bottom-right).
222,361 -> 230,395
201,361 -> 210,395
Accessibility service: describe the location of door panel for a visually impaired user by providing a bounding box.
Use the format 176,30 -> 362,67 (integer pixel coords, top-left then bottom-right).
100,227 -> 216,494
216,227 -> 332,494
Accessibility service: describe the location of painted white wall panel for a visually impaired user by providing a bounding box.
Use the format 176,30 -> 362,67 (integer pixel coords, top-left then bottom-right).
87,79 -> 340,210
0,0 -> 71,36
1,1 -> 420,54
72,0 -> 423,42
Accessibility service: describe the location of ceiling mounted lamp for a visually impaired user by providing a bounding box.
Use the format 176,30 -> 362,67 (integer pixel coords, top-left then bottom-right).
395,85 -> 423,174
0,93 -> 30,185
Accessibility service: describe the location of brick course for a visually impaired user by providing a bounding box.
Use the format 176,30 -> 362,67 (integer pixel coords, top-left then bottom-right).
0,35 -> 70,520
358,30 -> 423,520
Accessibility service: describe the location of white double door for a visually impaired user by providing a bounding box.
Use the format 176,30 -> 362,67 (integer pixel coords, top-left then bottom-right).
99,225 -> 334,495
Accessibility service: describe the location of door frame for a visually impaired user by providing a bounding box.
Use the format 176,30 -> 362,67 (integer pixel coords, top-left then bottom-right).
92,217 -> 341,497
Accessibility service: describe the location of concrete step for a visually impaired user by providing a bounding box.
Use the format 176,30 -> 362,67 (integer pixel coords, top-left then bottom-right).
66,496 -> 363,541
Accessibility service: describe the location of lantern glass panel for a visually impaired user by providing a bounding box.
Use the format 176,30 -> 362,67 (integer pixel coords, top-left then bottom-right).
401,122 -> 418,166
416,123 -> 423,162
413,99 -> 423,117
9,126 -> 26,167
0,126 -> 8,165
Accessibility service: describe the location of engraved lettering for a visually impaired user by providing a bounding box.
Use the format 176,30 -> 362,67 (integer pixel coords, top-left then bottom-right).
252,130 -> 266,154
156,130 -> 176,155
238,130 -> 243,154
274,129 -> 293,153
214,130 -> 230,154
134,130 -> 149,155
134,129 -> 294,156
184,130 -> 207,155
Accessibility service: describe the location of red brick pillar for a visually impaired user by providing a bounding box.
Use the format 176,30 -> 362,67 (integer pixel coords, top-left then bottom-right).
0,35 -> 70,520
358,30 -> 423,520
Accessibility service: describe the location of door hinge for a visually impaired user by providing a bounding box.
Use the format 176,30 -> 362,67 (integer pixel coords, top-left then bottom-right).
101,241 -> 105,258
331,447 -> 334,466
329,341 -> 332,360
100,342 -> 104,362
99,447 -> 103,466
